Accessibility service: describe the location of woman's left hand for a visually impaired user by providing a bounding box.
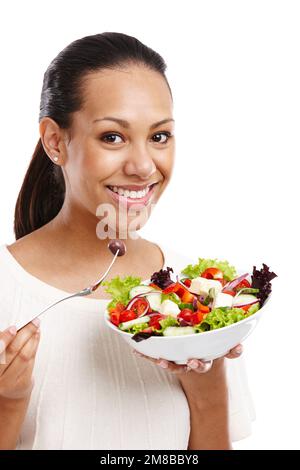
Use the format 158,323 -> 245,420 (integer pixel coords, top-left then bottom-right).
132,343 -> 243,375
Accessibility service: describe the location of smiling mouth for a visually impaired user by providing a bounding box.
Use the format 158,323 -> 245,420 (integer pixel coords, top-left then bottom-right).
106,182 -> 158,200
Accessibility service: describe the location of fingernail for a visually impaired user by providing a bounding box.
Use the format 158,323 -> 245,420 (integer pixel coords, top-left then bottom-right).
188,359 -> 200,369
158,360 -> 169,369
8,325 -> 17,335
32,318 -> 40,327
234,345 -> 243,354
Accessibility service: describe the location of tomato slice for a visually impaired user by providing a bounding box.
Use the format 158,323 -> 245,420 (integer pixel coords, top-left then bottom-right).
119,309 -> 137,323
190,311 -> 205,325
129,297 -> 149,317
110,311 -> 121,326
239,304 -> 255,312
162,282 -> 186,298
183,278 -> 191,287
201,268 -> 223,280
149,314 -> 165,330
109,302 -> 126,314
149,283 -> 162,290
235,279 -> 251,290
222,289 -> 236,297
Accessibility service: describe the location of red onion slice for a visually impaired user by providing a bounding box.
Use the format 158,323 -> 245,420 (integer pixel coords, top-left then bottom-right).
234,299 -> 260,308
126,294 -> 150,317
222,273 -> 249,292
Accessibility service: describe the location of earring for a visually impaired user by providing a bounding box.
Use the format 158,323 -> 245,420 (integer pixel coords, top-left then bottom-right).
53,156 -> 59,162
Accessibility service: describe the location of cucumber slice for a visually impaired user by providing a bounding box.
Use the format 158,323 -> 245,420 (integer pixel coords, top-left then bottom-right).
129,285 -> 154,299
163,326 -> 195,336
146,292 -> 162,312
232,294 -> 258,306
119,315 -> 151,331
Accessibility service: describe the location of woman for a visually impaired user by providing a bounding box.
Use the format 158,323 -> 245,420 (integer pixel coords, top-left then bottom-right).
0,32 -> 255,450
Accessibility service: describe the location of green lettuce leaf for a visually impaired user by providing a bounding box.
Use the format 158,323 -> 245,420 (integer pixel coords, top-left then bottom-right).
158,315 -> 179,333
193,306 -> 255,332
126,322 -> 150,334
181,258 -> 237,281
103,275 -> 142,310
161,292 -> 181,305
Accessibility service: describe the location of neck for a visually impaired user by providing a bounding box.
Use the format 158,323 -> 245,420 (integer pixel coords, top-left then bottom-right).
43,200 -> 142,263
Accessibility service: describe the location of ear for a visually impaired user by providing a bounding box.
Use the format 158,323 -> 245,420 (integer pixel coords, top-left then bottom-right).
39,117 -> 65,165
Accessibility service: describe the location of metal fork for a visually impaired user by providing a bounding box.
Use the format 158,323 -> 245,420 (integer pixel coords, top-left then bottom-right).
16,248 -> 120,331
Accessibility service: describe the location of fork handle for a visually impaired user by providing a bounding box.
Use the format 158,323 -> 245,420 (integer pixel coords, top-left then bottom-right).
15,288 -> 92,331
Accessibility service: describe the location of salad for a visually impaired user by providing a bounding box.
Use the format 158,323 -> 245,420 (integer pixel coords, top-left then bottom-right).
104,258 -> 277,342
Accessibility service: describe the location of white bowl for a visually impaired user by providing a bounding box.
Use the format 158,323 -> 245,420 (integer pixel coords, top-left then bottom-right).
104,271 -> 272,364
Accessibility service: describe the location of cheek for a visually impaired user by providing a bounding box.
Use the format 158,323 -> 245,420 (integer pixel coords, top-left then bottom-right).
156,150 -> 174,182
78,147 -> 118,182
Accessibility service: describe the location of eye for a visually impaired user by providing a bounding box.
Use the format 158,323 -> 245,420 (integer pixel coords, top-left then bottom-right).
152,132 -> 173,144
101,133 -> 123,144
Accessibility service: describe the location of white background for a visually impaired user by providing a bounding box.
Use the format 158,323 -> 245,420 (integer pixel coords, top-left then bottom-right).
0,0 -> 299,449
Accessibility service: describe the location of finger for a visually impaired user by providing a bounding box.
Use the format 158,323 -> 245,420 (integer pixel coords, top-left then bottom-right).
225,344 -> 243,359
186,358 -> 213,373
0,325 -> 18,365
2,319 -> 40,370
4,331 -> 40,382
133,350 -> 190,374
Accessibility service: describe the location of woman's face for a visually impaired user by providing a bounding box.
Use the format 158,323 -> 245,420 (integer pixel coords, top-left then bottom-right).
44,65 -> 175,237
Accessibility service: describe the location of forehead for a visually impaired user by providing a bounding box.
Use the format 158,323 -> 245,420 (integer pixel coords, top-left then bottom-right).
79,66 -> 173,124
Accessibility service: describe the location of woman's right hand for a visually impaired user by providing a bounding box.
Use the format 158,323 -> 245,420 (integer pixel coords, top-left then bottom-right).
0,319 -> 41,401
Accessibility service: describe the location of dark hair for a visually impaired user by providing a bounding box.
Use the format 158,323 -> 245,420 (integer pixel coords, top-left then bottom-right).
14,32 -> 172,240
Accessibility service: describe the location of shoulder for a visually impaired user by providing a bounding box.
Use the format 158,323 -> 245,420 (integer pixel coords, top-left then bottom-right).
5,231 -> 43,270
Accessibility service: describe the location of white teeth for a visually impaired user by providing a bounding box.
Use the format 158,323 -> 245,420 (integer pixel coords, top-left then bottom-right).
109,185 -> 150,199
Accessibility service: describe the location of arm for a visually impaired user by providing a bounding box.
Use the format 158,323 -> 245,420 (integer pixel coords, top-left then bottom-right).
0,396 -> 31,449
132,345 -> 243,450
178,358 -> 232,450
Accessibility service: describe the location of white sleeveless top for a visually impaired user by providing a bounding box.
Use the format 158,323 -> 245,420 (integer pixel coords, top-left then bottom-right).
0,242 -> 255,450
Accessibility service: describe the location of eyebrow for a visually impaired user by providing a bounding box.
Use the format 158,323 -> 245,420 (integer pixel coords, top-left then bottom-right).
92,116 -> 175,129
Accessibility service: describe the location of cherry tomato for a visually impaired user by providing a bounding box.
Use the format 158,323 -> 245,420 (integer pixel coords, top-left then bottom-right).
129,298 -> 149,317
201,268 -> 223,280
178,308 -> 194,322
119,309 -> 137,323
183,278 -> 191,287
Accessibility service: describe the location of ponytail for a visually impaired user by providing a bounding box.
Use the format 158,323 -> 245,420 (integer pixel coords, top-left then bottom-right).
14,138 -> 65,240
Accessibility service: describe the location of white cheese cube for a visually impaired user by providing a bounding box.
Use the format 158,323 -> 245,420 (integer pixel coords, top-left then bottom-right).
189,277 -> 223,297
213,292 -> 234,309
158,299 -> 181,318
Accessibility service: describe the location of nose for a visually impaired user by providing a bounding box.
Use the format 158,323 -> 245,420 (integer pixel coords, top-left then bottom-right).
123,144 -> 156,180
